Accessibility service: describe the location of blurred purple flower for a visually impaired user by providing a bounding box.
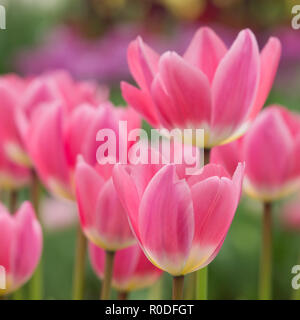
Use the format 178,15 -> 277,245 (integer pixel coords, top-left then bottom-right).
15,24 -> 220,84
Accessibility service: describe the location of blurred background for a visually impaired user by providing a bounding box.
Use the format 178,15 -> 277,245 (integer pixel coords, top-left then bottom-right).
1,0 -> 300,299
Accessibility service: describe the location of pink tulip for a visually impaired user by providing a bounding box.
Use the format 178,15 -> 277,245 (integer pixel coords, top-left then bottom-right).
281,198 -> 300,231
113,160 -> 244,276
211,106 -> 300,201
121,27 -> 281,147
75,159 -> 136,251
0,201 -> 42,296
210,137 -> 244,177
24,96 -> 139,200
89,242 -> 162,292
0,71 -> 109,168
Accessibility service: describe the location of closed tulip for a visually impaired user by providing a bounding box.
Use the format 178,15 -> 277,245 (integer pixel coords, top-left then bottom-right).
211,106 -> 300,299
211,106 -> 300,202
121,27 -> 281,147
113,161 -> 244,276
89,242 -> 162,293
0,201 -> 42,296
75,159 -> 136,251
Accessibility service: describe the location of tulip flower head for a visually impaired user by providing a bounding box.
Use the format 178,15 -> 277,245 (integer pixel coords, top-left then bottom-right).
0,202 -> 42,296
0,71 -> 109,168
121,27 -> 281,147
75,159 -> 136,251
25,95 -> 139,200
89,242 -> 162,292
113,160 -> 244,276
211,106 -> 300,202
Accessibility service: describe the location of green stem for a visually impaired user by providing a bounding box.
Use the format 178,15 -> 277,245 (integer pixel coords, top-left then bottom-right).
204,148 -> 210,166
100,251 -> 115,300
195,148 -> 210,300
259,201 -> 272,300
196,267 -> 208,300
172,275 -> 184,300
72,227 -> 87,300
29,170 -> 43,300
9,190 -> 18,212
184,272 -> 196,300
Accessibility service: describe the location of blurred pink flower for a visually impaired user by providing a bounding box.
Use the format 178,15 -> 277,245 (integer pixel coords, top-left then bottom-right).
89,242 -> 162,292
122,27 -> 281,147
0,70 -> 109,169
0,201 -> 42,296
25,99 -> 138,200
40,197 -> 78,231
211,106 -> 300,201
281,198 -> 300,231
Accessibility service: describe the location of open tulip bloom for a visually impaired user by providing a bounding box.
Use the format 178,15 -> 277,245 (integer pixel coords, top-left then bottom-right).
121,27 -> 281,147
0,201 -> 42,296
113,157 -> 244,298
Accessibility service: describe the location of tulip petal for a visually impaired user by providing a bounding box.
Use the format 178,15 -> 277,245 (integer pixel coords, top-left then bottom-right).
75,160 -> 105,230
88,242 -> 138,285
183,163 -> 243,273
210,138 -> 244,177
184,27 -> 227,83
156,52 -> 211,128
127,37 -> 159,90
19,78 -> 58,117
249,37 -> 281,120
121,82 -> 159,126
11,202 -> 42,287
95,178 -> 135,250
151,75 -> 184,128
211,29 -> 260,134
139,165 -> 194,275
244,108 -> 293,188
187,163 -> 230,187
0,83 -> 20,144
112,164 -> 143,242
27,104 -> 70,195
64,104 -> 99,168
83,103 -> 120,166
0,208 -> 14,273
